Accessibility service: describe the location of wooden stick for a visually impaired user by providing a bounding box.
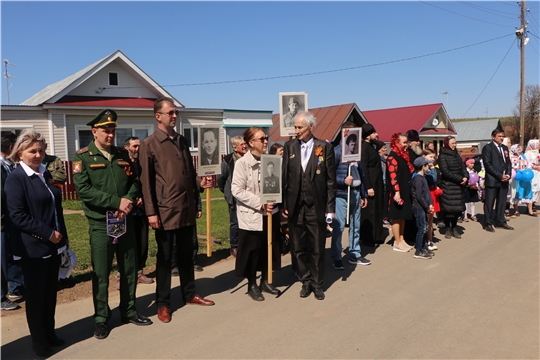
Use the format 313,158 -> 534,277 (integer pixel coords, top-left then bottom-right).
346,164 -> 351,225
267,208 -> 273,284
206,188 -> 212,257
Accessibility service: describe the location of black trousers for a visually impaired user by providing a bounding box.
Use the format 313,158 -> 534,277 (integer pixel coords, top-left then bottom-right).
133,215 -> 149,272
289,203 -> 326,289
484,185 -> 508,226
155,227 -> 196,308
22,254 -> 60,348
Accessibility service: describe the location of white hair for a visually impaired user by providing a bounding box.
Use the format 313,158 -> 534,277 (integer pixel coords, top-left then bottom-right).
294,111 -> 316,128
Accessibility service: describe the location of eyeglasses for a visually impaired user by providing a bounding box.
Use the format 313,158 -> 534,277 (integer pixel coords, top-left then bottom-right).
252,136 -> 269,142
157,109 -> 180,117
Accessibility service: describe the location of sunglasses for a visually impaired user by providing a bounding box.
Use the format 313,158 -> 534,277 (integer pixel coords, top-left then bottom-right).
157,109 -> 180,117
252,136 -> 269,142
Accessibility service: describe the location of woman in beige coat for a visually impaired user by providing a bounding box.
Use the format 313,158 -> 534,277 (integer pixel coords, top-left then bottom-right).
231,127 -> 280,301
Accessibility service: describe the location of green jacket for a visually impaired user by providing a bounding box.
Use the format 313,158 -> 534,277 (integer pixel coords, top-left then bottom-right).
73,141 -> 139,222
43,154 -> 67,184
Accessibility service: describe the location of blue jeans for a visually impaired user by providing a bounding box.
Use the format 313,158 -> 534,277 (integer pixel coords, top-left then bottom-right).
1,231 -> 25,300
412,207 -> 428,251
331,191 -> 361,261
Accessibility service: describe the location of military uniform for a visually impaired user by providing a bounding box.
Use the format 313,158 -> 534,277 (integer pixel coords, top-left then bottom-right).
43,154 -> 66,188
73,110 -> 140,327
263,175 -> 280,194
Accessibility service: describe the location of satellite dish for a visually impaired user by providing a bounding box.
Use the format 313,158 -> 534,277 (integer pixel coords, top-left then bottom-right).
432,118 -> 439,126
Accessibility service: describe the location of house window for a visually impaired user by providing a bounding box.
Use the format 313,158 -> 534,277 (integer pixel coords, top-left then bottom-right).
109,72 -> 118,86
183,126 -> 198,151
76,125 -> 152,150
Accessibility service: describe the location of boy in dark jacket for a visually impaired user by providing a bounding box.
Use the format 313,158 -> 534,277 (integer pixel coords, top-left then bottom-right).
411,157 -> 434,259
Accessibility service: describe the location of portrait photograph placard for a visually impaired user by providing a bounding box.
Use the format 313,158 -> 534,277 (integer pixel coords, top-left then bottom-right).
260,154 -> 282,204
279,91 -> 308,137
341,127 -> 362,163
197,126 -> 221,175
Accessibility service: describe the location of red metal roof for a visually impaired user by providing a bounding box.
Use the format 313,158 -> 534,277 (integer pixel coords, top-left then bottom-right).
48,96 -> 163,108
361,103 -> 455,142
270,103 -> 366,143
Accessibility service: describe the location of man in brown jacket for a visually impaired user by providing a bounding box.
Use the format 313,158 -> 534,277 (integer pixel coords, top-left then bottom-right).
139,97 -> 214,324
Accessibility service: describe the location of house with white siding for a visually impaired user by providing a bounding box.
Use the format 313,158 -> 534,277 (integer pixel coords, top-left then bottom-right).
1,50 -> 273,162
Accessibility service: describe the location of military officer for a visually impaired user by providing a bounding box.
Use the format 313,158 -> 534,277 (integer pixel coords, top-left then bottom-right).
263,161 -> 280,194
73,109 -> 152,340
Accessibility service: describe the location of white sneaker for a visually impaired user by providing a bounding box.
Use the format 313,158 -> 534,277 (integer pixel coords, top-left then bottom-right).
393,241 -> 411,252
427,242 -> 438,251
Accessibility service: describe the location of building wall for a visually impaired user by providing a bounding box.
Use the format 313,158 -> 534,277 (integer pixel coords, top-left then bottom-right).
180,110 -> 225,157
0,109 -> 51,148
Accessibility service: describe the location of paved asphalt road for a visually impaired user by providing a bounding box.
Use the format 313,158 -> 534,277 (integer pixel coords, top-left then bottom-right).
2,213 -> 539,359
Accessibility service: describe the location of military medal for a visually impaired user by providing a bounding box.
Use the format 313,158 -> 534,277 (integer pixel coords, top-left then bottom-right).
316,169 -> 321,174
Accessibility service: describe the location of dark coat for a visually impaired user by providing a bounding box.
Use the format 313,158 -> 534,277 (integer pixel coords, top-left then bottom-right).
482,141 -> 512,188
139,129 -> 199,231
334,144 -> 367,199
217,153 -> 236,205
5,165 -> 68,259
282,138 -> 336,224
438,147 -> 469,214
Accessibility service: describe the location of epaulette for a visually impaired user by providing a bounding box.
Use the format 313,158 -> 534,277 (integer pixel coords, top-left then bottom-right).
76,146 -> 89,155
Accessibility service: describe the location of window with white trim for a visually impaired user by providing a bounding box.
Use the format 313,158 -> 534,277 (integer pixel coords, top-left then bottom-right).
183,126 -> 199,151
76,125 -> 152,150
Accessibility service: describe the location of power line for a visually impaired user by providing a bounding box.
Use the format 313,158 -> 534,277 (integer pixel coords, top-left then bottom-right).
106,33 -> 514,90
459,37 -> 517,119
419,0 -> 516,28
456,0 -> 517,19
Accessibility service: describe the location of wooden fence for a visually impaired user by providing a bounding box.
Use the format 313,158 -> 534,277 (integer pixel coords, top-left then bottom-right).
61,155 -> 219,201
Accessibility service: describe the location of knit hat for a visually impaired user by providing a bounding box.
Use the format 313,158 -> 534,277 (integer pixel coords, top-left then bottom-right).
406,129 -> 420,142
362,124 -> 376,138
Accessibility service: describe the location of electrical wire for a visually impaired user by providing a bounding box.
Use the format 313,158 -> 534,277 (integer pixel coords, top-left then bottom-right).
456,0 -> 518,18
459,37 -> 517,119
419,0 -> 515,28
107,33 -> 514,90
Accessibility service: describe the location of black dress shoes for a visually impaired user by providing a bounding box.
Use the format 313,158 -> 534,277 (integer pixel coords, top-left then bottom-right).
94,322 -> 108,339
299,283 -> 312,298
485,225 -> 495,232
313,287 -> 325,300
121,313 -> 153,326
47,335 -> 66,347
495,223 -> 514,230
33,343 -> 54,358
248,284 -> 265,301
260,280 -> 280,295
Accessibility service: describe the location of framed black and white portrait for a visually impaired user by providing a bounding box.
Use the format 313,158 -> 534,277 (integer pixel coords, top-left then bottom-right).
197,126 -> 221,175
341,127 -> 362,163
279,92 -> 308,137
260,154 -> 282,204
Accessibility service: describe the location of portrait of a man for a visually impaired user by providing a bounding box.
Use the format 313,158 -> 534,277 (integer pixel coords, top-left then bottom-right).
282,97 -> 299,128
263,161 -> 280,194
201,128 -> 219,165
279,92 -> 308,137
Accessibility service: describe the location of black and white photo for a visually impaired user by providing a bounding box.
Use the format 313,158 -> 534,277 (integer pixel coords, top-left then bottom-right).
279,92 -> 308,137
198,126 -> 221,175
260,154 -> 282,203
341,127 -> 362,163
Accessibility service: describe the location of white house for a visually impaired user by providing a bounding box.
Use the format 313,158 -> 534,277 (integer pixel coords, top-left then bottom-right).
1,50 -> 273,161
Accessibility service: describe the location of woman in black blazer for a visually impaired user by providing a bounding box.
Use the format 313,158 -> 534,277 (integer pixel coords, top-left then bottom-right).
5,129 -> 68,358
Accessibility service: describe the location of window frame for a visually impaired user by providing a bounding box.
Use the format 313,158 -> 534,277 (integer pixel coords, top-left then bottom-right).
74,124 -> 153,150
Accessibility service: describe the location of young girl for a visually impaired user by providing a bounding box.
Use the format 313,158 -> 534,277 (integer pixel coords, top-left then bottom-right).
464,159 -> 479,221
422,149 -> 441,251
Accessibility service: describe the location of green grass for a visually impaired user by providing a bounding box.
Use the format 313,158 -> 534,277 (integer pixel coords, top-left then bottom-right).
63,191 -> 230,275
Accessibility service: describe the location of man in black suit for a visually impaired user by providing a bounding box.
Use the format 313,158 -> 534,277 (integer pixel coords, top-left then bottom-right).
282,111 -> 336,300
481,129 -> 513,232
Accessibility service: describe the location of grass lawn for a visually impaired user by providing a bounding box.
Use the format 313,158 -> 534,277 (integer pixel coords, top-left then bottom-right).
64,188 -> 230,275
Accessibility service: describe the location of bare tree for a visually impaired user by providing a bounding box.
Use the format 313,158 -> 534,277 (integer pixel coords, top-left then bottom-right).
512,84 -> 540,146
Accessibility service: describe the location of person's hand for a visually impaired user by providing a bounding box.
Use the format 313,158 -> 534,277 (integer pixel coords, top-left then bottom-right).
196,211 -> 202,219
344,176 -> 353,186
136,197 -> 143,208
200,176 -> 214,189
461,177 -> 468,185
501,174 -> 510,182
281,209 -> 289,219
361,198 -> 368,209
49,230 -> 63,244
114,210 -> 126,220
367,188 -> 375,197
263,202 -> 274,213
393,192 -> 401,204
148,215 -> 161,229
118,198 -> 133,214
428,205 -> 435,214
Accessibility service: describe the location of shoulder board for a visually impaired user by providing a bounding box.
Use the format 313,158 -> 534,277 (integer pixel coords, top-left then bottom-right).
76,147 -> 89,155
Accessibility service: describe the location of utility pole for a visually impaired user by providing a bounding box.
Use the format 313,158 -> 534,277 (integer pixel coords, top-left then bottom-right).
3,59 -> 17,105
517,1 -> 527,148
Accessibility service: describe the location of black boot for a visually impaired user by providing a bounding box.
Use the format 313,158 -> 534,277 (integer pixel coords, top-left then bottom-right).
260,276 -> 280,295
445,226 -> 452,239
247,277 -> 264,301
452,227 -> 461,239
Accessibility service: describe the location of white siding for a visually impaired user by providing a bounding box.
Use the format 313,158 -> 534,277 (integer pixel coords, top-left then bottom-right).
0,109 -> 51,145
50,113 -> 67,159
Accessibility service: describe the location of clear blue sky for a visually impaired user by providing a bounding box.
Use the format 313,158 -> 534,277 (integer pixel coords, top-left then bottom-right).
1,1 -> 539,119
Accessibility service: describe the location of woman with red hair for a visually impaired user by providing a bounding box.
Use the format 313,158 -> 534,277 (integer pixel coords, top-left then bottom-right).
386,133 -> 414,252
